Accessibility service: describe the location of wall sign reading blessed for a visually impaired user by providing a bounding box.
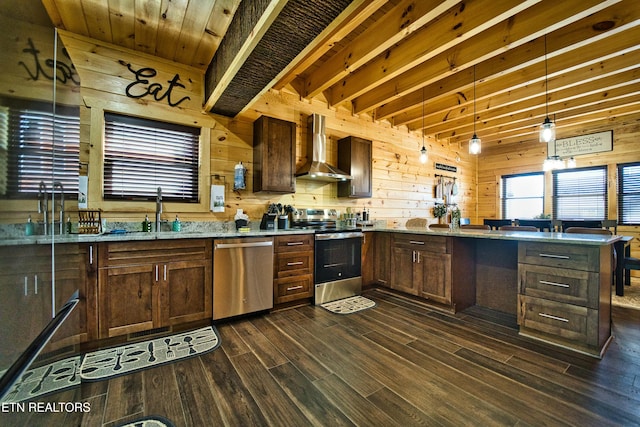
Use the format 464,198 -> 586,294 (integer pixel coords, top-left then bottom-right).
549,130 -> 613,157
124,62 -> 191,107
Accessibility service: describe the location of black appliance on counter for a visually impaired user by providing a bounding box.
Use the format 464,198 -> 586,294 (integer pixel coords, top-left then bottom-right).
259,213 -> 277,230
290,209 -> 363,305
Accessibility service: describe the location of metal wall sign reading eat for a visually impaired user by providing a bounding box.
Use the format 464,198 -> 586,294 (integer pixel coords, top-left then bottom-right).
550,130 -> 613,157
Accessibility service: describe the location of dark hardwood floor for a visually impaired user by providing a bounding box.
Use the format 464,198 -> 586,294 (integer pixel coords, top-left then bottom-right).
4,286 -> 640,426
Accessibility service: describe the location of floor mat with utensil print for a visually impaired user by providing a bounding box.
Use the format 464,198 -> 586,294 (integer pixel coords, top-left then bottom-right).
80,326 -> 220,382
1,355 -> 81,402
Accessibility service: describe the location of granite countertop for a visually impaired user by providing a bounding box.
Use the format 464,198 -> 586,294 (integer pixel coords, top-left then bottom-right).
1,225 -> 621,246
369,226 -> 621,246
0,228 -> 316,246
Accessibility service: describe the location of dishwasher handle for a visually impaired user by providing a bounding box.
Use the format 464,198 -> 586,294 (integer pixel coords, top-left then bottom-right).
215,241 -> 273,249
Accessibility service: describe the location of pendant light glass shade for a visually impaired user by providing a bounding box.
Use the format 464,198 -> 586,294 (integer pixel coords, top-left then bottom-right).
539,117 -> 556,143
566,157 -> 576,168
469,66 -> 481,155
469,134 -> 481,154
543,156 -> 565,172
420,146 -> 428,163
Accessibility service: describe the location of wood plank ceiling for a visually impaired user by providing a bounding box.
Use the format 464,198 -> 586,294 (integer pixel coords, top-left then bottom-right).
39,0 -> 640,151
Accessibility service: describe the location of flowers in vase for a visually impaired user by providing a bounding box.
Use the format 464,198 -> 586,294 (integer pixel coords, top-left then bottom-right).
433,203 -> 447,219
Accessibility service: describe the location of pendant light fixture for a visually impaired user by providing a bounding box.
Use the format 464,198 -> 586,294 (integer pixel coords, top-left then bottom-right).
539,34 -> 556,143
542,124 -> 565,171
469,65 -> 481,154
419,87 -> 428,164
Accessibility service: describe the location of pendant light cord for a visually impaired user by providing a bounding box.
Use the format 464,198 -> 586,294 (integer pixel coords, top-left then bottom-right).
422,86 -> 425,145
544,35 -> 549,118
473,66 -> 476,134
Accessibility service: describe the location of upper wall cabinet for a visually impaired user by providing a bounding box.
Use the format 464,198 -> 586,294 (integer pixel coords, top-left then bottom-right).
253,116 -> 296,193
338,136 -> 372,198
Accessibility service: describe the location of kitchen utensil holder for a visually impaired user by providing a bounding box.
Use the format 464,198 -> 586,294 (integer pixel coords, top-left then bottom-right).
78,209 -> 101,234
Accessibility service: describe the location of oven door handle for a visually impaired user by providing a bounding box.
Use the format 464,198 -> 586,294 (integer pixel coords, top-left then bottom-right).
315,232 -> 363,240
323,263 -> 344,268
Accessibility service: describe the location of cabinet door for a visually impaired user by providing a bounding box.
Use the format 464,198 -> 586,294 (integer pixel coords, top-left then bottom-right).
374,232 -> 391,286
253,116 -> 296,193
391,246 -> 419,295
419,250 -> 452,305
48,244 -> 91,347
338,136 -> 372,198
361,232 -> 374,285
98,264 -> 155,338
164,259 -> 212,325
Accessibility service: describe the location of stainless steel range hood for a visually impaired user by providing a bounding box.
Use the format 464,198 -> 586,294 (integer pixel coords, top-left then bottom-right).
295,114 -> 352,182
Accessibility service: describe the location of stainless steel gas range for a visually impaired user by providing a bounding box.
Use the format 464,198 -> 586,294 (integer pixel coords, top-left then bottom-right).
290,209 -> 363,305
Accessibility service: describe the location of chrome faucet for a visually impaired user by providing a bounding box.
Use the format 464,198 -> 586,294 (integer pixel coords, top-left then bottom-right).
38,181 -> 48,236
53,181 -> 65,234
156,187 -> 162,232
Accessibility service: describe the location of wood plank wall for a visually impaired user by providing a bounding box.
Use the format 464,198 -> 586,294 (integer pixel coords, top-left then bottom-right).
477,116 -> 640,276
43,29 -> 478,229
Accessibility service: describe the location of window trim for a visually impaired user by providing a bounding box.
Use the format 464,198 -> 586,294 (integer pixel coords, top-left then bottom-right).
617,161 -> 640,226
103,112 -> 201,203
86,104 -> 212,214
501,171 -> 545,219
1,98 -> 80,200
552,165 -> 608,221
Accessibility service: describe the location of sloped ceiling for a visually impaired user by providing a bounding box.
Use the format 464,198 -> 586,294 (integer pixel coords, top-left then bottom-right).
37,0 -> 640,150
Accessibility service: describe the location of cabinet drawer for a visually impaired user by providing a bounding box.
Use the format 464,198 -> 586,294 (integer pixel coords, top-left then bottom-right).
519,264 -> 599,308
518,295 -> 598,347
392,234 -> 450,254
102,239 -> 211,266
274,234 -> 314,252
275,275 -> 313,303
275,251 -> 313,277
518,242 -> 600,271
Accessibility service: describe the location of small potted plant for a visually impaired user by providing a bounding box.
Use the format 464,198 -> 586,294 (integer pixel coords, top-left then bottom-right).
433,203 -> 447,223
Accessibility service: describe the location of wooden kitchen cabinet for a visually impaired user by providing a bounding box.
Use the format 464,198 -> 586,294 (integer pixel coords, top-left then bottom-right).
98,239 -> 212,338
517,241 -> 611,357
337,136 -> 372,198
361,231 -> 374,286
253,115 -> 296,193
0,243 -> 91,366
273,234 -> 314,306
391,234 -> 452,305
373,232 -> 391,287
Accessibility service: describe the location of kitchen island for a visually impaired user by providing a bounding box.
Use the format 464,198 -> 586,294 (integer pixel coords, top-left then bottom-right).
366,227 -> 619,358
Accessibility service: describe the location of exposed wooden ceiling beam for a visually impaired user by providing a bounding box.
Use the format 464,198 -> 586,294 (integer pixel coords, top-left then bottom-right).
203,0 -> 288,113
272,0 -> 387,93
347,0 -> 620,114
301,0 -> 460,99
380,0 -> 640,124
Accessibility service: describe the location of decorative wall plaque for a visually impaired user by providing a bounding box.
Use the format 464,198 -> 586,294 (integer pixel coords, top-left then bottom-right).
435,162 -> 457,173
549,130 -> 613,157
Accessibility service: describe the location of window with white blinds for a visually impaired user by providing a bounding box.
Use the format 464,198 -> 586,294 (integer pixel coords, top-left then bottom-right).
103,113 -> 200,202
618,162 -> 640,225
553,166 -> 607,220
501,172 -> 544,219
1,100 -> 79,197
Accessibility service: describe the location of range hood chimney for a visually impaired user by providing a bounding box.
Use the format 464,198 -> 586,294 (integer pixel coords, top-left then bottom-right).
295,114 -> 352,182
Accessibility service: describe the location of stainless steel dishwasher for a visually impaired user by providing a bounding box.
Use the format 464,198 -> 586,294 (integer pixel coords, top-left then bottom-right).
213,237 -> 274,320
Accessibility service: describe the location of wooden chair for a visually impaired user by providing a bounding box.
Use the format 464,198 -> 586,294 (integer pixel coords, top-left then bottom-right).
429,223 -> 451,230
565,227 -> 616,286
405,218 -> 427,228
624,257 -> 640,287
564,227 -> 612,236
460,224 -> 491,230
499,225 -> 538,232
